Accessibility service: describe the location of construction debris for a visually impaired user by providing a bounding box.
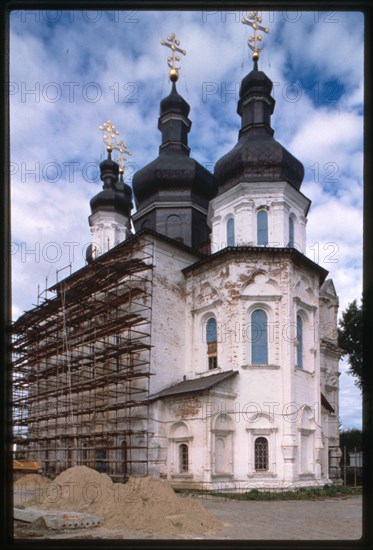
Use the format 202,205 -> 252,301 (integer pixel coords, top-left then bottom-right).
21,466 -> 223,535
14,508 -> 103,529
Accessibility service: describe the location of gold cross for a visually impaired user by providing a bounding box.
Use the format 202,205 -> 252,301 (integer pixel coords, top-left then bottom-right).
242,12 -> 269,61
99,120 -> 120,152
113,139 -> 132,174
99,121 -> 132,172
161,33 -> 187,82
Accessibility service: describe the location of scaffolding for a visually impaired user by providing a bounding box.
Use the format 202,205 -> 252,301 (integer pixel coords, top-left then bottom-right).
12,236 -> 154,481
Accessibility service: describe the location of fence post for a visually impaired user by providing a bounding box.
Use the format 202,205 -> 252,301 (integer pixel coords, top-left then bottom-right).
354,446 -> 357,488
343,445 -> 347,486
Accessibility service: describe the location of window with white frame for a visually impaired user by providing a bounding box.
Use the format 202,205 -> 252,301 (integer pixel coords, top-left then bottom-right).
257,210 -> 268,245
179,443 -> 189,473
251,309 -> 268,364
227,217 -> 235,247
289,215 -> 295,247
169,422 -> 192,477
296,314 -> 303,368
206,316 -> 218,370
254,437 -> 269,471
247,416 -> 278,477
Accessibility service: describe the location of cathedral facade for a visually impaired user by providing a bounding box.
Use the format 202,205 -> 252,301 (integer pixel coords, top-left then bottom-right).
12,27 -> 342,490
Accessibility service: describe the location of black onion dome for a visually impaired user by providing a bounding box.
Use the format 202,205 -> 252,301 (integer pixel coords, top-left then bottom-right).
214,132 -> 304,191
132,82 -> 216,208
90,188 -> 132,216
160,82 -> 190,117
215,62 -> 304,193
133,150 -> 215,205
115,172 -> 133,197
115,172 -> 133,209
90,153 -> 132,216
239,68 -> 273,98
99,156 -> 119,185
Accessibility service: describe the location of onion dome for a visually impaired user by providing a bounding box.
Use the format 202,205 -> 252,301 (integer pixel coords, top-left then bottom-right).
214,60 -> 304,194
115,170 -> 133,210
160,81 -> 190,118
132,82 -> 215,209
90,150 -> 132,217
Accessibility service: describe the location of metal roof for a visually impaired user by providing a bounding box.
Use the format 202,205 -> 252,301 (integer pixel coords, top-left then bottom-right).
149,370 -> 238,401
321,392 -> 335,413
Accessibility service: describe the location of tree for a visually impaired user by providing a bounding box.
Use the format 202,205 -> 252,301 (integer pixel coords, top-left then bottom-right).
338,299 -> 363,391
339,428 -> 362,451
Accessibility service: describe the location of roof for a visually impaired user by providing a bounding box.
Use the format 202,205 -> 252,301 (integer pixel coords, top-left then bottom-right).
132,81 -> 215,207
320,278 -> 338,297
12,228 -> 204,327
321,392 -> 335,413
215,65 -> 304,193
149,370 -> 238,401
48,228 -> 204,293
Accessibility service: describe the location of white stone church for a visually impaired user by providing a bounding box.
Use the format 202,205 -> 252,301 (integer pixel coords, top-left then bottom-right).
12,26 -> 342,490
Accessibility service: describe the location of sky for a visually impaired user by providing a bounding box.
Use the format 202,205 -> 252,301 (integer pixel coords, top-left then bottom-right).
9,9 -> 363,430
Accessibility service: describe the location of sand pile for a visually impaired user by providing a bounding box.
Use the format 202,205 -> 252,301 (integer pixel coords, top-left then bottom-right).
26,466 -> 223,536
15,473 -> 49,485
14,473 -> 51,506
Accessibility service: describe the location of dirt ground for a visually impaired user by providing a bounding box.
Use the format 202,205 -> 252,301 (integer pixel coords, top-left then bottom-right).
14,494 -> 362,540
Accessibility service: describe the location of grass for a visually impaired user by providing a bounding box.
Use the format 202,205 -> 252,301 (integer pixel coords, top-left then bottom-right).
207,485 -> 362,501
177,485 -> 362,501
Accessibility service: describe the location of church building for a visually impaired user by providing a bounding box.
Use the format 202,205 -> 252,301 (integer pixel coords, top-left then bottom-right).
12,15 -> 342,490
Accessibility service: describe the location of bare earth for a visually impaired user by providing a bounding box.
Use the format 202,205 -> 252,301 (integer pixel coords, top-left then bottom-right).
14,494 -> 362,540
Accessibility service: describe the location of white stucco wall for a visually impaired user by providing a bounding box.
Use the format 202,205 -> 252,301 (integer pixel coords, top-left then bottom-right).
148,248 -> 338,488
208,181 -> 310,253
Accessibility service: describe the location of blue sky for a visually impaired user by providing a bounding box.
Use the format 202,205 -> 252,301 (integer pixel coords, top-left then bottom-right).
10,9 -> 363,429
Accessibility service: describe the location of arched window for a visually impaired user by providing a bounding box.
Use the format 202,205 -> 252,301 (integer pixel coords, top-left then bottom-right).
227,217 -> 235,247
166,214 -> 182,241
289,216 -> 295,247
257,210 -> 268,245
254,437 -> 269,471
251,309 -> 268,364
206,317 -> 218,370
297,315 -> 303,368
179,443 -> 189,473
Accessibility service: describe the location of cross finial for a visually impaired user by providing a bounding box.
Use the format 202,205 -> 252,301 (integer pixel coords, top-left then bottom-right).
99,120 -> 119,152
242,11 -> 269,62
161,33 -> 187,82
114,139 -> 132,174
99,120 -> 132,172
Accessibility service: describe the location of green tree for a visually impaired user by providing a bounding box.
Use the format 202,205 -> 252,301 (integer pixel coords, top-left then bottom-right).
339,428 -> 362,450
338,299 -> 363,391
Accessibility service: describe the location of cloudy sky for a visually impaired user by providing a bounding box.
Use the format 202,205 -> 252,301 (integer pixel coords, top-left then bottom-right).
9,9 -> 363,429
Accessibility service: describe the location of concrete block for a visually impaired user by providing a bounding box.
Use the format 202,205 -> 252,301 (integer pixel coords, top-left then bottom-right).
14,507 -> 103,529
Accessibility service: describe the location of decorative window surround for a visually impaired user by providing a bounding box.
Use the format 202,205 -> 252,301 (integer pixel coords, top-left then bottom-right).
191,299 -> 223,315
246,427 -> 278,478
242,364 -> 280,370
241,295 -> 282,302
293,297 -> 317,312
